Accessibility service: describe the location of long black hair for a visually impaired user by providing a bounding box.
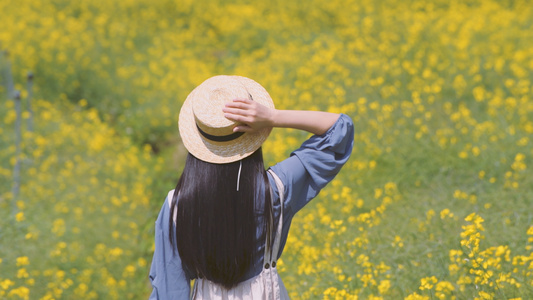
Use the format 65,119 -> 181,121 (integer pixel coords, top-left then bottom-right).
169,148 -> 272,289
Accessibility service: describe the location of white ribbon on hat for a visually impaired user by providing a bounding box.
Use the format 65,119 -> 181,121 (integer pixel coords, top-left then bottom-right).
236,160 -> 242,192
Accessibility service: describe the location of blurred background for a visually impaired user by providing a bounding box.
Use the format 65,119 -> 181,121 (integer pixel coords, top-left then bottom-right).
1,0 -> 532,298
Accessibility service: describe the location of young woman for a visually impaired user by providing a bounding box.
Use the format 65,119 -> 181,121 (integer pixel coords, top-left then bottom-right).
149,75 -> 354,299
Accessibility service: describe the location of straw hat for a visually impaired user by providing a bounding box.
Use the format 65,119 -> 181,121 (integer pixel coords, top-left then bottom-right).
178,75 -> 275,164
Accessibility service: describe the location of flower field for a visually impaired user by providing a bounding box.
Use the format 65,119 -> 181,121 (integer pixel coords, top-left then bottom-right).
1,0 -> 533,299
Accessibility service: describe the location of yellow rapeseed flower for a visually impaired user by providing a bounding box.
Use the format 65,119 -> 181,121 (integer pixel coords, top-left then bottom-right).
419,276 -> 438,290
477,291 -> 493,300
16,256 -> 29,267
378,279 -> 391,294
1,279 -> 15,290
7,286 -> 29,300
16,268 -> 29,279
15,212 -> 25,222
405,293 -> 430,300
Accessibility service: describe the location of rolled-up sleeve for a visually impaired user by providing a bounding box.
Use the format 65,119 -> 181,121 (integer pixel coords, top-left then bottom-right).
149,194 -> 190,300
270,113 -> 354,216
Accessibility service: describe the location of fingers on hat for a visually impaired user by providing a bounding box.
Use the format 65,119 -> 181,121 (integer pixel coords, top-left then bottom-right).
224,112 -> 250,124
233,125 -> 253,133
222,107 -> 248,116
231,98 -> 252,103
225,100 -> 250,109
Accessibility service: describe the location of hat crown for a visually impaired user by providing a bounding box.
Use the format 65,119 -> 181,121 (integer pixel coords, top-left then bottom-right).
192,76 -> 250,136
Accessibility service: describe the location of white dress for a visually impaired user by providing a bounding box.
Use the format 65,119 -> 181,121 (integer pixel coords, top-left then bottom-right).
191,170 -> 290,300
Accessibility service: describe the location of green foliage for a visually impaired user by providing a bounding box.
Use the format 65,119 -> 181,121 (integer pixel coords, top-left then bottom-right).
1,0 -> 533,299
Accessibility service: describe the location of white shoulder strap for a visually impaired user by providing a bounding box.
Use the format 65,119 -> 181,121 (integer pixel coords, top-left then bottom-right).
167,189 -> 175,209
167,189 -> 177,224
264,169 -> 284,266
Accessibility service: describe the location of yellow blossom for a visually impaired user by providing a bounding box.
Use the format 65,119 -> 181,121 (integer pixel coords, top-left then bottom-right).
419,276 -> 438,290
16,212 -> 25,222
16,256 -> 29,267
1,279 -> 15,290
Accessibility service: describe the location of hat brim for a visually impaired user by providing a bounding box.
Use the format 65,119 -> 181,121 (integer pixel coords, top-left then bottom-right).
178,76 -> 274,164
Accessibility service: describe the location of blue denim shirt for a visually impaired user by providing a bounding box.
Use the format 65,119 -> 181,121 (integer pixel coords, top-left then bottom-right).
148,114 -> 354,299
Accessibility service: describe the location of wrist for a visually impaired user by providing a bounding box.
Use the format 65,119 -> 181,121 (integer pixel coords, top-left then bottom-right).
269,108 -> 280,127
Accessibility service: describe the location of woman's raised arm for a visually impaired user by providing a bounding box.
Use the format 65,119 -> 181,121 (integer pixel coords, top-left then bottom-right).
223,98 -> 339,135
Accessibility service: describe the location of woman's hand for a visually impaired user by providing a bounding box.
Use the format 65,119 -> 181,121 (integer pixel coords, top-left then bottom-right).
223,98 -> 275,133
